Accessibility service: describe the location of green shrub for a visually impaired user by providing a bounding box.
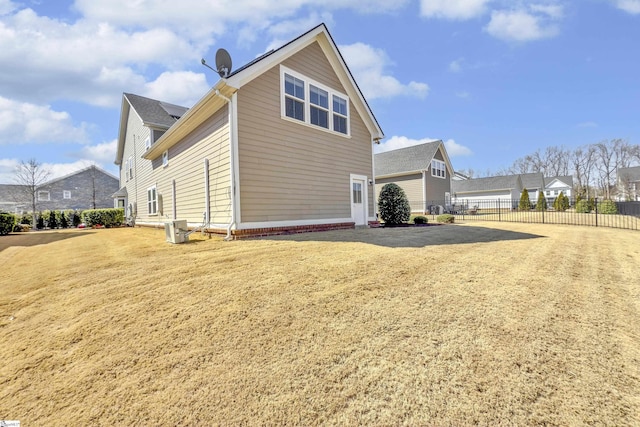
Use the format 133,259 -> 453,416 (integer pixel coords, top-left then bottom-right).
60,211 -> 69,228
575,199 -> 590,213
535,191 -> 547,211
20,213 -> 33,225
48,210 -> 58,229
588,197 -> 596,212
0,212 -> 17,235
81,208 -> 125,228
436,214 -> 455,224
413,216 -> 428,224
72,210 -> 82,227
598,199 -> 618,215
13,223 -> 31,232
36,212 -> 45,229
378,183 -> 411,225
519,189 -> 531,211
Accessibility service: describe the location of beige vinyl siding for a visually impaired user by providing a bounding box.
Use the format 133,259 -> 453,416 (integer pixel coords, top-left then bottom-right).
236,41 -> 374,223
426,147 -> 451,203
376,174 -> 424,213
148,107 -> 231,225
121,110 -> 153,223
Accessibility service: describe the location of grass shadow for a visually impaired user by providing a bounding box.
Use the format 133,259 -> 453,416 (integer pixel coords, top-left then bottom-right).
0,230 -> 96,252
261,224 -> 545,248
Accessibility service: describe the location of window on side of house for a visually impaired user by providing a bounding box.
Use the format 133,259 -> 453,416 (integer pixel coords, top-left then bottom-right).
162,150 -> 169,167
144,136 -> 151,151
37,191 -> 50,201
431,159 -> 446,178
128,156 -> 134,180
281,66 -> 350,136
63,190 -> 71,199
147,186 -> 157,215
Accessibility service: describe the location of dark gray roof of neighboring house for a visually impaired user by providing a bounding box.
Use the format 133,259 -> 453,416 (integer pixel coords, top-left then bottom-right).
0,184 -> 26,202
451,175 -> 520,193
520,172 -> 544,189
545,175 -> 573,187
618,166 -> 640,181
124,93 -> 188,128
374,141 -> 442,176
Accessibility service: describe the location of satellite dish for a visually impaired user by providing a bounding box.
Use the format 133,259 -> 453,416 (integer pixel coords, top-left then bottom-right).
215,48 -> 232,78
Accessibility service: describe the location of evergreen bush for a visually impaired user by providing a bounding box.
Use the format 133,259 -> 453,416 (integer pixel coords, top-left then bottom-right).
436,214 -> 455,223
0,212 -> 16,235
575,199 -> 590,213
48,210 -> 57,229
81,208 -> 125,228
36,212 -> 45,229
72,210 -> 82,227
599,199 -> 618,215
588,197 -> 596,212
378,183 -> 410,225
413,216 -> 428,224
535,191 -> 547,211
519,189 -> 531,211
20,213 -> 33,225
60,212 -> 69,228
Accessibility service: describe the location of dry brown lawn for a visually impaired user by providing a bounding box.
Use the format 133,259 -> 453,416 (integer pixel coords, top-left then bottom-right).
1,222 -> 639,425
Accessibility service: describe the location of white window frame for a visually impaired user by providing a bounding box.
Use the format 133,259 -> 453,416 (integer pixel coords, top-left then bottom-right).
431,159 -> 446,179
147,186 -> 158,215
37,190 -> 50,201
145,136 -> 151,150
127,156 -> 134,181
280,65 -> 350,137
63,190 -> 71,199
162,150 -> 169,167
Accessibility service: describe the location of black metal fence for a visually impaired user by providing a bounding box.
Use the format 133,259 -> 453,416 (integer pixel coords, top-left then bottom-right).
411,199 -> 640,231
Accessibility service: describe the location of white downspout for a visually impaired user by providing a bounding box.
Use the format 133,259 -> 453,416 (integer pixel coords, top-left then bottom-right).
214,89 -> 236,240
203,159 -> 210,225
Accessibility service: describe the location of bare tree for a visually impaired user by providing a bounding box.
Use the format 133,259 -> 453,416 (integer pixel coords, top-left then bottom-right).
571,145 -> 597,198
594,139 -> 633,199
13,159 -> 51,228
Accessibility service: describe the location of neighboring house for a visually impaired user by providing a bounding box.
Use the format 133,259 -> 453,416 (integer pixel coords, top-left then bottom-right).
617,166 -> 640,201
452,171 -> 470,181
519,172 -> 545,203
544,176 -> 573,204
113,24 -> 384,238
374,140 -> 453,214
0,165 -> 119,214
451,175 -> 522,210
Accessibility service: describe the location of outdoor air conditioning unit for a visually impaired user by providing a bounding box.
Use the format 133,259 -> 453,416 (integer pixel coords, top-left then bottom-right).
165,220 -> 189,244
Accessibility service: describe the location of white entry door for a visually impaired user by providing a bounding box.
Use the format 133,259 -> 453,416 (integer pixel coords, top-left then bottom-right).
351,176 -> 367,226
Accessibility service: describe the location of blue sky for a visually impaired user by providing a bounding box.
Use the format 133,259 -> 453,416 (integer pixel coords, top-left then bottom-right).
1,0 -> 638,183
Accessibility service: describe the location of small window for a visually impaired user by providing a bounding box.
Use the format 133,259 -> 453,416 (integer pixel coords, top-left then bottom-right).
162,150 -> 169,167
352,182 -> 362,204
37,191 -> 50,201
431,159 -> 446,179
310,85 -> 329,129
128,156 -> 134,180
147,186 -> 157,215
63,190 -> 71,199
145,136 -> 151,150
284,73 -> 305,121
333,95 -> 348,134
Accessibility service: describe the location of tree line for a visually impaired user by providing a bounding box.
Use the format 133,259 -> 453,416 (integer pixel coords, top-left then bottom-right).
458,139 -> 640,199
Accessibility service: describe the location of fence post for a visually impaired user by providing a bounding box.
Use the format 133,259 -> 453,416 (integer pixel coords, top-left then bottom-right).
595,197 -> 598,227
542,202 -> 545,224
498,199 -> 501,222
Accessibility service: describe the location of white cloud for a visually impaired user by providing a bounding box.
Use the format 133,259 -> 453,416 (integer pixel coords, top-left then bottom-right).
613,0 -> 640,14
449,58 -> 464,73
444,138 -> 473,156
420,0 -> 491,20
77,140 -> 118,164
0,96 -> 89,145
142,71 -> 210,107
0,158 -> 19,184
485,6 -> 562,42
375,136 -> 473,157
339,43 -> 429,100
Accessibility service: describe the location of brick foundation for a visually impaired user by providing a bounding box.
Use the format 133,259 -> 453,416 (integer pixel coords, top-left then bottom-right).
205,222 -> 356,239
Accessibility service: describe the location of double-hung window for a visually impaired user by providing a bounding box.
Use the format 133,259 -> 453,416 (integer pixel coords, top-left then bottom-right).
431,159 -> 446,178
147,186 -> 157,215
284,74 -> 305,121
281,66 -> 350,136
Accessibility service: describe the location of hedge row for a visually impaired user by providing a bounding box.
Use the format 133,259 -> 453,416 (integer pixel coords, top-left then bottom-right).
81,208 -> 125,228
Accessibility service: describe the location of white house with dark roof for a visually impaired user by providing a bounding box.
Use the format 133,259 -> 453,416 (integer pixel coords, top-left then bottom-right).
544,176 -> 573,204
114,24 -> 383,238
451,175 -> 523,210
617,166 -> 640,201
374,140 -> 453,214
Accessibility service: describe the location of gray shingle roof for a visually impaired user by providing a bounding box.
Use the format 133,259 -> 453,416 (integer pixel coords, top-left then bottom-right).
124,93 -> 188,128
618,166 -> 640,182
545,175 -> 573,187
451,175 -> 520,193
374,141 -> 442,176
520,172 -> 544,189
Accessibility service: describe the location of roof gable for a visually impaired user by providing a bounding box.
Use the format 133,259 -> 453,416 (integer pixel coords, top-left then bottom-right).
618,166 -> 640,182
374,140 -> 451,177
545,176 -> 573,189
